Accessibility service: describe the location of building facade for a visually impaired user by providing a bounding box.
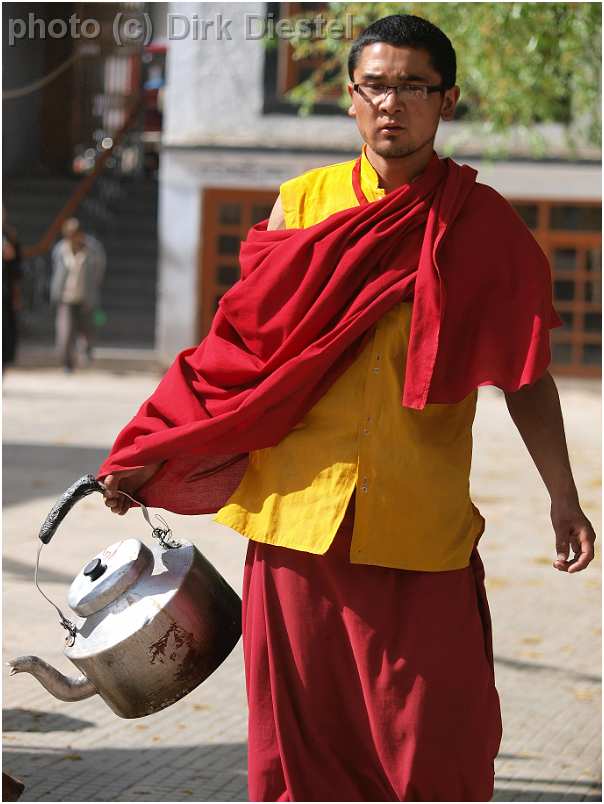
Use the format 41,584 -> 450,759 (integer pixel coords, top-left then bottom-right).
158,2 -> 601,377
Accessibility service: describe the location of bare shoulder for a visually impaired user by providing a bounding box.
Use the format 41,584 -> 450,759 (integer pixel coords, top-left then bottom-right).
267,195 -> 285,231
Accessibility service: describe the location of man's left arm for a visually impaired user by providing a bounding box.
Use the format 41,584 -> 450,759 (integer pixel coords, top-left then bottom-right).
87,237 -> 106,287
504,371 -> 596,573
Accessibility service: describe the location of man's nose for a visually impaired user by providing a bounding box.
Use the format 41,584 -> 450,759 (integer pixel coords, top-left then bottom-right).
378,88 -> 403,114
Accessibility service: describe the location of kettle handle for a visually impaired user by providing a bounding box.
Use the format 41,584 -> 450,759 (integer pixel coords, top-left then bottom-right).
39,474 -> 105,545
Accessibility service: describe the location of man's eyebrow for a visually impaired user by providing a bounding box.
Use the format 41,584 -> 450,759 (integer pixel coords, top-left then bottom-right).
360,71 -> 431,82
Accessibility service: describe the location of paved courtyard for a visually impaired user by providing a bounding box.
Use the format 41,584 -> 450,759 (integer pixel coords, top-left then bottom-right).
2,365 -> 601,802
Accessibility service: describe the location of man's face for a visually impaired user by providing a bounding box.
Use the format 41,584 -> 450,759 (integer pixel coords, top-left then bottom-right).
347,43 -> 459,159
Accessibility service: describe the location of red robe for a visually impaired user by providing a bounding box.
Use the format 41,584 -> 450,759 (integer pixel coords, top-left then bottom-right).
97,152 -> 560,514
243,493 -> 503,801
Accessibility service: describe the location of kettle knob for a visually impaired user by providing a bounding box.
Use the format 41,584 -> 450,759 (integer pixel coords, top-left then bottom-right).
83,558 -> 107,582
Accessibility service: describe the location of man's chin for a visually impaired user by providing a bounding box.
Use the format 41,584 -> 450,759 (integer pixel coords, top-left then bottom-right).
370,141 -> 416,159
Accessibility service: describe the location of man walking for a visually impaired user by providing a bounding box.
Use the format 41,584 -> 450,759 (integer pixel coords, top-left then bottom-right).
50,218 -> 105,372
99,15 -> 596,802
3,207 -> 22,372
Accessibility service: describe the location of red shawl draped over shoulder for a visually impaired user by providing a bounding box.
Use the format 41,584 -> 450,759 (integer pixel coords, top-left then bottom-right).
97,152 -> 561,514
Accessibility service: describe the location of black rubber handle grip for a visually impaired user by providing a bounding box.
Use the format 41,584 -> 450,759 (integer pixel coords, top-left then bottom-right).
38,474 -> 105,545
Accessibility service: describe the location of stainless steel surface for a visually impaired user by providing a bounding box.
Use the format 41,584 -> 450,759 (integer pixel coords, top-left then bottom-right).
63,540 -> 241,718
68,538 -> 154,617
11,522 -> 242,719
7,655 -> 98,701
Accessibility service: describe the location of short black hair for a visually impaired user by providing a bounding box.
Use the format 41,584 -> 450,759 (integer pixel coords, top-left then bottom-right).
348,14 -> 456,89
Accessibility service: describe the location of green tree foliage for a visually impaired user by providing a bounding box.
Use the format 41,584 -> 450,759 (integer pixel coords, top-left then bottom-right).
273,3 -> 601,155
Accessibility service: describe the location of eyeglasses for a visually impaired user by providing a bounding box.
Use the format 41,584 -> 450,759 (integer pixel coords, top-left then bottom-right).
353,82 -> 444,104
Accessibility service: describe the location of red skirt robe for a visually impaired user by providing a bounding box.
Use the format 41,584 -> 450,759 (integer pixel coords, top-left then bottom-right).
242,492 -> 503,802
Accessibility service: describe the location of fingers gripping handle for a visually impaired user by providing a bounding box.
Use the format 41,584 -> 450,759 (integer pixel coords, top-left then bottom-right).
38,474 -> 105,545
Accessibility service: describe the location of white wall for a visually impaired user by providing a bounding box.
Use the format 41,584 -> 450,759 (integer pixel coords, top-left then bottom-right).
156,162 -> 202,363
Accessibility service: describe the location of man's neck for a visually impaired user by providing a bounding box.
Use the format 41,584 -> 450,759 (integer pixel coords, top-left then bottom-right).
364,142 -> 436,194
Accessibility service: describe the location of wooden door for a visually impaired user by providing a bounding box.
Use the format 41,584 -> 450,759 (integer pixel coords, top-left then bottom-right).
199,188 -> 277,339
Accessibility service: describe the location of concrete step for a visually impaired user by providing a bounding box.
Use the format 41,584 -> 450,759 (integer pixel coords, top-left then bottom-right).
14,344 -> 164,372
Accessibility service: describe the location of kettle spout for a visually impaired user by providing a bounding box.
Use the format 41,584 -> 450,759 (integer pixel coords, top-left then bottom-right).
7,655 -> 98,702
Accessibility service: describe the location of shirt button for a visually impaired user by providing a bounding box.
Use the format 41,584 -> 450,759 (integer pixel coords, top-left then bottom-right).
371,366 -> 380,374
360,477 -> 369,493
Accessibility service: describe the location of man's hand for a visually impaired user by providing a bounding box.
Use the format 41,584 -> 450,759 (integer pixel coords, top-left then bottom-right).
551,500 -> 596,573
504,372 -> 598,573
102,463 -> 163,515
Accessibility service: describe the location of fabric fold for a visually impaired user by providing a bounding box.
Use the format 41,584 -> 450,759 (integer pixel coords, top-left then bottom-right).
97,153 -> 561,514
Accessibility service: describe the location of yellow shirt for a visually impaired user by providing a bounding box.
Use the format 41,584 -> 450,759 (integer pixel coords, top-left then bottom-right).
213,146 -> 485,571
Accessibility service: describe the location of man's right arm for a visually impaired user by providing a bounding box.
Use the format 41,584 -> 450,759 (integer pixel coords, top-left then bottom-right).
267,195 -> 285,231
103,194 -> 286,516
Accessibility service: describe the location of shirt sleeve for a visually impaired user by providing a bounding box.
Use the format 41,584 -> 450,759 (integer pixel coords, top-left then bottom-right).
279,174 -> 309,229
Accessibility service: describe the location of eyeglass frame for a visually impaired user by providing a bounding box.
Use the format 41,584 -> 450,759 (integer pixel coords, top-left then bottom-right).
352,82 -> 445,103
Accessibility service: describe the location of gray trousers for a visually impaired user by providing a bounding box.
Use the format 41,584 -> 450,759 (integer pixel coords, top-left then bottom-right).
55,302 -> 95,369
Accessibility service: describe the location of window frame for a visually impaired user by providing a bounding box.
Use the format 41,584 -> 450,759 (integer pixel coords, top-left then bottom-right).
511,197 -> 602,377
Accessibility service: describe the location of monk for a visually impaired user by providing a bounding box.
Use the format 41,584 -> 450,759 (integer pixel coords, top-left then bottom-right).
99,14 -> 596,802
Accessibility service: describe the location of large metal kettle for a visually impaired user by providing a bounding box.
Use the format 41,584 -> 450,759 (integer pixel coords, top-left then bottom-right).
8,474 -> 242,719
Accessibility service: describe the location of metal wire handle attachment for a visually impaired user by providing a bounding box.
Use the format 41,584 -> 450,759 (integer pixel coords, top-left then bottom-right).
34,542 -> 77,647
103,486 -> 181,550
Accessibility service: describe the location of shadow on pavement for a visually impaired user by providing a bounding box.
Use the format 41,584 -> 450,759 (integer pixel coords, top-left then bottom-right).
2,743 -> 248,802
3,708 -> 95,733
3,557 -> 74,585
493,780 -> 601,802
494,654 -> 602,684
2,742 -> 601,802
3,443 -> 109,507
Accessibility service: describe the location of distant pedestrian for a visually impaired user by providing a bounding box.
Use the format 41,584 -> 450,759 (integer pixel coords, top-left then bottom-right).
50,218 -> 105,372
3,207 -> 22,372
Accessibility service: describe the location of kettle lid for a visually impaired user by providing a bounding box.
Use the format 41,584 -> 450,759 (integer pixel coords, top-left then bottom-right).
68,539 -> 154,617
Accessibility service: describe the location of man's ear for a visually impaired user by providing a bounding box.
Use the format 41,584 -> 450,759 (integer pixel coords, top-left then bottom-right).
347,84 -> 357,118
440,85 -> 460,122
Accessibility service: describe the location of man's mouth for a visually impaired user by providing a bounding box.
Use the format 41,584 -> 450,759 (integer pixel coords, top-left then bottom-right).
378,124 -> 404,132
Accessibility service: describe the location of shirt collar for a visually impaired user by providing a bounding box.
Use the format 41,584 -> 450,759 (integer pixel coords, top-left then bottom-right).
359,144 -> 385,202
359,144 -> 441,201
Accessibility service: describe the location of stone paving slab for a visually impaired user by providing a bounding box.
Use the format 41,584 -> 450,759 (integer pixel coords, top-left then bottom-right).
2,367 -> 601,802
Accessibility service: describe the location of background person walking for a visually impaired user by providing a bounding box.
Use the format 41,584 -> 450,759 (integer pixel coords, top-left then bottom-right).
3,207 -> 22,372
50,218 -> 105,372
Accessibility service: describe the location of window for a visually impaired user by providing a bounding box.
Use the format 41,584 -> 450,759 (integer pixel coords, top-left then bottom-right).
511,200 -> 602,376
199,188 -> 277,339
263,2 -> 346,115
